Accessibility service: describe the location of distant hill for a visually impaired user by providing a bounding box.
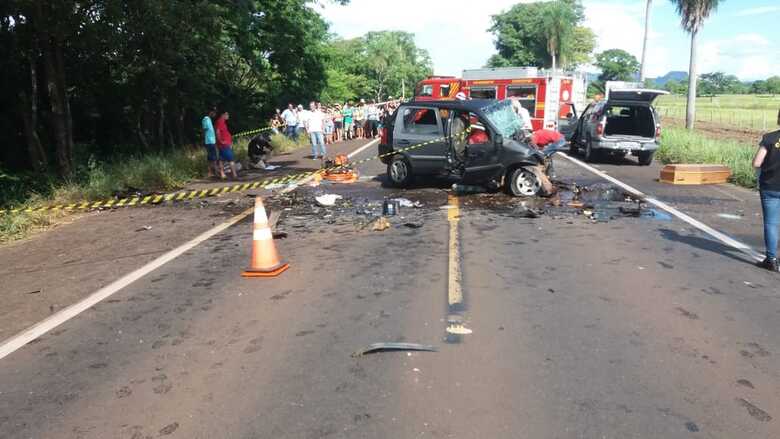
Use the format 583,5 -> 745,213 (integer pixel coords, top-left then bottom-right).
649,71 -> 688,86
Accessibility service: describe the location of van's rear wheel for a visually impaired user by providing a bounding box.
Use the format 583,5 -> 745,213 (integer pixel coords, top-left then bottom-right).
638,151 -> 654,166
508,167 -> 542,197
388,155 -> 413,187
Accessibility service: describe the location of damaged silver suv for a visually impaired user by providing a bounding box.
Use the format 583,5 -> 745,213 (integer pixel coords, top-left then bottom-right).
570,87 -> 668,165
379,99 -> 560,197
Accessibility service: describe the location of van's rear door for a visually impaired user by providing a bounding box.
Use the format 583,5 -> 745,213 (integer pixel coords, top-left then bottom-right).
392,106 -> 447,173
607,89 -> 669,105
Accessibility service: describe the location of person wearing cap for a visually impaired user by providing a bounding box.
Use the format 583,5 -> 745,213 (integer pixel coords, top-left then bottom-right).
753,108 -> 780,272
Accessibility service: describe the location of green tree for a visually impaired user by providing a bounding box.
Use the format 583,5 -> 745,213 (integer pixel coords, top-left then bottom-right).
487,0 -> 593,69
698,72 -> 740,96
766,76 -> 780,94
670,0 -> 723,129
595,49 -> 641,82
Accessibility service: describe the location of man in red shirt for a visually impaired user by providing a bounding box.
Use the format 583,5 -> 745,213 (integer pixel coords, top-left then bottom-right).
215,110 -> 238,179
530,129 -> 564,150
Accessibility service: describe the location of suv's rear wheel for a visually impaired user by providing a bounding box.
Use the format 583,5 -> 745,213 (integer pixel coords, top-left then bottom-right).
638,151 -> 654,166
508,167 -> 542,197
387,155 -> 413,187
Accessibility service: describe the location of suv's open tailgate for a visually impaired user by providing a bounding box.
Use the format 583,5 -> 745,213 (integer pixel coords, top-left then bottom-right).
607,89 -> 669,104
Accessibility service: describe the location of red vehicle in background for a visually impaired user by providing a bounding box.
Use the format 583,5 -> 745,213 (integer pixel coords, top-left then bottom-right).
414,67 -> 587,135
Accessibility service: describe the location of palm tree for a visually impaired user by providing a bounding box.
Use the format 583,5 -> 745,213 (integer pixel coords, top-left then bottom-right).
541,2 -> 575,75
670,0 -> 722,129
639,0 -> 652,82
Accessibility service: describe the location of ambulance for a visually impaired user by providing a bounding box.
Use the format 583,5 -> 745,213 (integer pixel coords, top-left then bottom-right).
414,67 -> 588,133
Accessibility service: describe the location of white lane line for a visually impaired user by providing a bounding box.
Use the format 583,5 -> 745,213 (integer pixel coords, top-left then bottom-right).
557,152 -> 764,262
0,140 -> 374,362
0,207 -> 253,361
347,138 -> 379,159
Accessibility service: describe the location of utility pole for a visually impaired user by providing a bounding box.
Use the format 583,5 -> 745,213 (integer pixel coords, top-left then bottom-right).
639,0 -> 652,82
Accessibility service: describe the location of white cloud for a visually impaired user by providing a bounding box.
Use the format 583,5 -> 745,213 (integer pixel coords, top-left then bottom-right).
735,5 -> 780,17
698,33 -> 780,80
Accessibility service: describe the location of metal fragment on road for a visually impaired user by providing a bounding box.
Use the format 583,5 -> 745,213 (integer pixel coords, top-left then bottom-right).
351,342 -> 437,357
446,324 -> 473,335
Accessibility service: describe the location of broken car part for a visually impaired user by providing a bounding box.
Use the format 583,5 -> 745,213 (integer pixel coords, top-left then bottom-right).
351,342 -> 437,357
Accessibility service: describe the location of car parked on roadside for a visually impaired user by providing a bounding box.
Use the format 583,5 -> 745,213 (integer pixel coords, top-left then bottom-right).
378,99 -> 560,196
569,88 -> 668,165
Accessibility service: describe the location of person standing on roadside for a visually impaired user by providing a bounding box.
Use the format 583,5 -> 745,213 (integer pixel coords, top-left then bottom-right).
296,104 -> 310,139
215,110 -> 238,179
342,102 -> 354,141
202,107 -> 219,178
306,102 -> 326,159
753,108 -> 780,272
367,100 -> 380,138
354,99 -> 366,139
281,103 -> 298,139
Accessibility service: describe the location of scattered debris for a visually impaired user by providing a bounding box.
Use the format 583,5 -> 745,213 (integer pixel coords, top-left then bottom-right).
403,222 -> 424,229
135,225 -> 152,232
352,342 -> 437,357
26,289 -> 42,295
568,201 -> 585,208
372,217 -> 391,231
264,164 -> 281,171
272,231 -> 288,239
619,205 -> 642,217
452,183 -> 486,195
717,213 -> 742,220
446,324 -> 473,335
315,194 -> 342,206
382,199 -> 400,216
393,198 -> 422,208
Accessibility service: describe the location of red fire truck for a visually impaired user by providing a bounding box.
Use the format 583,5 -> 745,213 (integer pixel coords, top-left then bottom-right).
414,67 -> 587,132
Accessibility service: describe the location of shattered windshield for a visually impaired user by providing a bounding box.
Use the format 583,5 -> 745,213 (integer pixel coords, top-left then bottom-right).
481,100 -> 521,138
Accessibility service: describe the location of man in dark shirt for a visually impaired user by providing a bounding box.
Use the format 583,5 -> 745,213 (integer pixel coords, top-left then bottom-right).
752,108 -> 780,272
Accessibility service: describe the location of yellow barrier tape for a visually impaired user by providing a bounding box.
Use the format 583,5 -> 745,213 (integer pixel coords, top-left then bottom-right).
1,127 -> 470,215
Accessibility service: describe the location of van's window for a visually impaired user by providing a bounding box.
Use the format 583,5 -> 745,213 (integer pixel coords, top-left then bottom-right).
481,100 -> 521,138
401,108 -> 440,135
470,87 -> 496,99
507,85 -> 536,113
440,84 -> 451,98
604,105 -> 655,137
418,84 -> 433,97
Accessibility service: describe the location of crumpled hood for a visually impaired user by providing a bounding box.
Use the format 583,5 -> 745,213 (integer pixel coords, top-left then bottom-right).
503,138 -> 544,162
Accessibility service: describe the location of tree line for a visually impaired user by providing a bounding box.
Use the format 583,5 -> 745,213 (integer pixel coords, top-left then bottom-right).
0,1 -> 431,178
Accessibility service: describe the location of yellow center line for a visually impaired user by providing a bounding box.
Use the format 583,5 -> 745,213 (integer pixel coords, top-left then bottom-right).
447,194 -> 463,306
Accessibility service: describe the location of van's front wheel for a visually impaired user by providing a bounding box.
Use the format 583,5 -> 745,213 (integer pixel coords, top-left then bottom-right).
508,167 -> 542,197
638,151 -> 654,166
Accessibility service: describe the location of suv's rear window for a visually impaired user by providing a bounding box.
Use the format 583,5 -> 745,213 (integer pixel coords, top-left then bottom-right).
401,108 -> 440,135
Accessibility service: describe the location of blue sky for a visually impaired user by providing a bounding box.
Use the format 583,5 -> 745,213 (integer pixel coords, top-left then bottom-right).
318,0 -> 780,81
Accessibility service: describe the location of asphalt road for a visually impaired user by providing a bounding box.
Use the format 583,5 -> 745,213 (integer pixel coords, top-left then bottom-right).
0,140 -> 778,438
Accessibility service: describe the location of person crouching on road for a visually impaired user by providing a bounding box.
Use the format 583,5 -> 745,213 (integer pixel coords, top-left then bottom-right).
215,110 -> 238,179
202,107 -> 219,178
248,132 -> 274,170
307,102 -> 326,159
752,108 -> 780,272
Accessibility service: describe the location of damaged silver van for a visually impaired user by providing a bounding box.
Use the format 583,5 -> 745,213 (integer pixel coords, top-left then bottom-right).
570,87 -> 669,165
378,99 -> 559,196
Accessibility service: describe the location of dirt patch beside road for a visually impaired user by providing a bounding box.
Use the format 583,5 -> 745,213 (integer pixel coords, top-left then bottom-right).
661,116 -> 763,145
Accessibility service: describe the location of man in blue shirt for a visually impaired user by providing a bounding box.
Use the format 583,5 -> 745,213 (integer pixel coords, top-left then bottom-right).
202,108 -> 218,178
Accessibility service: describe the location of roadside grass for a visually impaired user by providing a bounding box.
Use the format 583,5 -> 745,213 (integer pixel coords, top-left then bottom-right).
0,137 -> 300,243
656,94 -> 779,131
269,133 -> 311,154
658,127 -> 757,188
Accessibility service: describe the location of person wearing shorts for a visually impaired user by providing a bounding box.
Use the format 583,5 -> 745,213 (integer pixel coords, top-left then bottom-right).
324,110 -> 335,145
202,108 -> 218,178
333,105 -> 343,142
215,110 -> 238,179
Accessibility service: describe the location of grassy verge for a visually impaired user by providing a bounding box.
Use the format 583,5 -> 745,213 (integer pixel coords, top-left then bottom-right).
657,127 -> 757,188
0,136 -> 308,243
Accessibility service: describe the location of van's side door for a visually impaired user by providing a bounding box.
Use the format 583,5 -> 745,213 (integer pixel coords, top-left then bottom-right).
392,106 -> 447,174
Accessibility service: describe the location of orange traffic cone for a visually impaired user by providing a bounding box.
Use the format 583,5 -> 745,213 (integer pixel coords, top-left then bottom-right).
241,197 -> 289,278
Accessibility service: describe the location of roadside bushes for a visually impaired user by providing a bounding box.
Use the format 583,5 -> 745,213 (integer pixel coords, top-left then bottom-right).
657,127 -> 757,188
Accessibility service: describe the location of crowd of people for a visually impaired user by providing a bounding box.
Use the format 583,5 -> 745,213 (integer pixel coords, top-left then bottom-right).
273,99 -> 400,159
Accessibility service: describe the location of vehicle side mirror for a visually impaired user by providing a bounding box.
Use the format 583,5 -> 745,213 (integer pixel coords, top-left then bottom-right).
494,134 -> 503,146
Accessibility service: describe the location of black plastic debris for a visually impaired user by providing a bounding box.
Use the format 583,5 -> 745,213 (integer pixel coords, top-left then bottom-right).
351,342 -> 437,357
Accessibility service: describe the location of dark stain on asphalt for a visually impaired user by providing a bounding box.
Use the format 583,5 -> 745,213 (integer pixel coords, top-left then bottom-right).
296,330 -> 315,337
657,261 -> 674,269
736,398 -> 773,422
675,307 -> 699,320
159,422 -> 179,435
192,278 -> 215,288
702,286 -> 724,295
116,386 -> 132,398
736,379 -> 755,389
270,290 -> 293,301
152,340 -> 167,349
684,421 -> 699,432
89,362 -> 108,369
243,337 -> 264,354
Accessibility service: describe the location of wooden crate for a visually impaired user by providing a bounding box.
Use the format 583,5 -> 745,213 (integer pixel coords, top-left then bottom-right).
659,164 -> 732,185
